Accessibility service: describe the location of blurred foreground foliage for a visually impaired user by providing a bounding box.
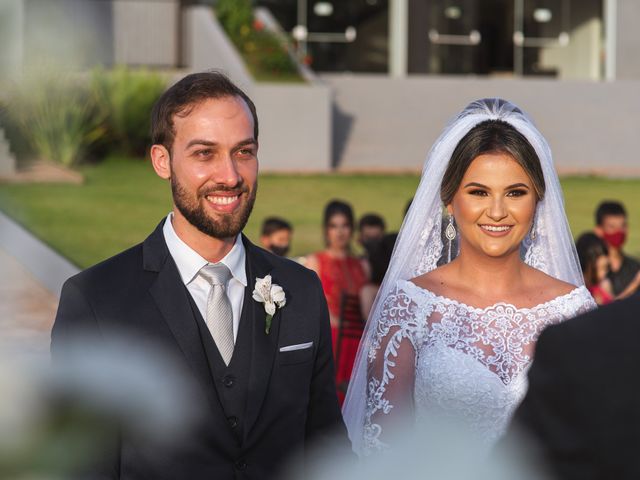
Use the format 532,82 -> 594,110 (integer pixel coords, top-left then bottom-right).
0,66 -> 167,166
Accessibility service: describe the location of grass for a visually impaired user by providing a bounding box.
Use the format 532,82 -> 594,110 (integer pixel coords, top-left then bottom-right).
1,157 -> 639,268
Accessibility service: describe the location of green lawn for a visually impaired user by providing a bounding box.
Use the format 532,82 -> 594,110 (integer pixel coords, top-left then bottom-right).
1,157 -> 639,268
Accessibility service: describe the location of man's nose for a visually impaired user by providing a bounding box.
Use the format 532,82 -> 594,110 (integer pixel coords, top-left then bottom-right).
213,155 -> 242,187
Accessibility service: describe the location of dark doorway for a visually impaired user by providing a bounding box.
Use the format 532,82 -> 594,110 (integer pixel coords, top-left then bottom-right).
410,0 -> 514,75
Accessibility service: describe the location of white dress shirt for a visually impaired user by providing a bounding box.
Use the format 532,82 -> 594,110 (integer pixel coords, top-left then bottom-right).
163,213 -> 247,341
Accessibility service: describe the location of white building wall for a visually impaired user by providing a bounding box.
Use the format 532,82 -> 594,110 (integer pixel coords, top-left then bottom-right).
615,0 -> 640,80
0,0 -> 24,83
112,0 -> 179,67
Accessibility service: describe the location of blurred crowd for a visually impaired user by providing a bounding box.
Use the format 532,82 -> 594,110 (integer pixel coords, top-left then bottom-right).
258,198 -> 640,401
576,200 -> 640,305
259,199 -> 404,403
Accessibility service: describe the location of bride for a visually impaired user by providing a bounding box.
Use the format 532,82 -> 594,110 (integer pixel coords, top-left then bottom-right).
342,98 -> 596,456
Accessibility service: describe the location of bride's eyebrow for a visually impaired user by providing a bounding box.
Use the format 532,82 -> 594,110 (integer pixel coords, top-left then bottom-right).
463,182 -> 530,190
463,182 -> 489,189
505,183 -> 530,189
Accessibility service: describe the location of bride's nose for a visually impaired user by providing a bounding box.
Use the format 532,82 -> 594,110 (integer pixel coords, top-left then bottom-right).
487,196 -> 508,221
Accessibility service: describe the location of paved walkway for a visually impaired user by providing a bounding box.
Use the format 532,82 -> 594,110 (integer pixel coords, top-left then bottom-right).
0,245 -> 57,354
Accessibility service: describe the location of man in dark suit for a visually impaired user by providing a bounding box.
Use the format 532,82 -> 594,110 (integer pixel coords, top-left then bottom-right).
507,293 -> 640,479
52,72 -> 349,479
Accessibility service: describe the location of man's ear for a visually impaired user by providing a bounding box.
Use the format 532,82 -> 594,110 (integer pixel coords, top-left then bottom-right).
150,144 -> 171,180
594,226 -> 604,238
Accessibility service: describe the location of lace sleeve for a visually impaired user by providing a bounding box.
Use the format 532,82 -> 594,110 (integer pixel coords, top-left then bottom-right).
363,284 -> 431,454
562,286 -> 597,319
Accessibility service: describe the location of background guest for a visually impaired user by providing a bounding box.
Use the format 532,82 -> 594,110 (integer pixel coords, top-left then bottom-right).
576,232 -> 614,305
577,231 -> 640,304
357,213 -> 386,255
306,200 -> 368,402
594,201 -> 640,295
260,216 -> 293,257
360,233 -> 397,319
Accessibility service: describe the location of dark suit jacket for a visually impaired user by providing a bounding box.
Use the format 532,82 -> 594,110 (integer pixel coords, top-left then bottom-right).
507,293 -> 640,480
51,220 -> 349,479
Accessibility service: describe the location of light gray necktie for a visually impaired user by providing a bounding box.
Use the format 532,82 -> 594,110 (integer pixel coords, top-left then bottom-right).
200,264 -> 234,365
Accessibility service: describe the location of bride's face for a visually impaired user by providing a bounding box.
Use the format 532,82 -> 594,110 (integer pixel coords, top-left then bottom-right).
447,152 -> 537,259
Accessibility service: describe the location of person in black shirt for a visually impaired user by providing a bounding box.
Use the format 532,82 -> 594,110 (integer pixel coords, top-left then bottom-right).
594,201 -> 640,296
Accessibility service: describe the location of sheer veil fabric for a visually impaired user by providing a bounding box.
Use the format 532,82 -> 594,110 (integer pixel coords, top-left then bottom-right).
342,98 -> 586,455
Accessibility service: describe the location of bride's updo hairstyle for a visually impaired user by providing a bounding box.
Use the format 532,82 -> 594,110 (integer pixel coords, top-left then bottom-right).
440,119 -> 546,205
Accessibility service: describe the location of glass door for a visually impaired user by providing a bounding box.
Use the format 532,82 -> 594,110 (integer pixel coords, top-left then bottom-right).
513,0 -> 571,76
426,0 -> 514,75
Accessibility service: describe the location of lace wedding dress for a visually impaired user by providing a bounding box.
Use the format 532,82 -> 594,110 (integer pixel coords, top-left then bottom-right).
362,280 -> 596,455
342,99 -> 596,456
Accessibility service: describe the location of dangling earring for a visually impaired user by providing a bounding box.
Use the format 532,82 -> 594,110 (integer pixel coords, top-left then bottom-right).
529,221 -> 536,241
445,214 -> 457,263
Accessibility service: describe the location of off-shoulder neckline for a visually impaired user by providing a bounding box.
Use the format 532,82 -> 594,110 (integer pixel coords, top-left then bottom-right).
399,279 -> 590,314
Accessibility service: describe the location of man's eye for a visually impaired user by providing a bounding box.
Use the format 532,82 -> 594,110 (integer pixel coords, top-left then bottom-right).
238,148 -> 254,156
195,149 -> 212,157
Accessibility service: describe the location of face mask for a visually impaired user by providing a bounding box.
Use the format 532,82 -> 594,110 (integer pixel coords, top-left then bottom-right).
269,245 -> 290,257
602,231 -> 626,249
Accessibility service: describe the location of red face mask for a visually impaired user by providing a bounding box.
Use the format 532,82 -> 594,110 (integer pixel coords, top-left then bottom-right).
602,231 -> 627,249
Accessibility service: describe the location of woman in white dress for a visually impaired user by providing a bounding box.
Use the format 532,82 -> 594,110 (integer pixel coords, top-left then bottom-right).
342,98 -> 596,456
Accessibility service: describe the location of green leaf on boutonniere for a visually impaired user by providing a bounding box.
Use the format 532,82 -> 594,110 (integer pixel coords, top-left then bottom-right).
265,314 -> 273,334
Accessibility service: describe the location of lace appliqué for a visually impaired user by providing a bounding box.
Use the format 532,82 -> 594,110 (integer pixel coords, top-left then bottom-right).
523,211 -> 548,272
363,286 -> 431,453
362,281 -> 596,454
414,217 -> 442,276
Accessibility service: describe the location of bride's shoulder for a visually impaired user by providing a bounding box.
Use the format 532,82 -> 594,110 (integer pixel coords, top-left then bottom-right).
525,266 -> 580,299
408,264 -> 455,297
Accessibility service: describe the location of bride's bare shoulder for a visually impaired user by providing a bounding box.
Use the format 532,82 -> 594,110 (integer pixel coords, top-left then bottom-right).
525,266 -> 578,298
409,264 -> 456,297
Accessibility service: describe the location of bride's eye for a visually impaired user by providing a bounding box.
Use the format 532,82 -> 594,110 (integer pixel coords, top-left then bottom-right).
469,189 -> 488,196
506,189 -> 528,197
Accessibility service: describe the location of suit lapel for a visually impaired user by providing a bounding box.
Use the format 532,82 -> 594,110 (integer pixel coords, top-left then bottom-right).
241,236 -> 282,436
144,221 -> 219,409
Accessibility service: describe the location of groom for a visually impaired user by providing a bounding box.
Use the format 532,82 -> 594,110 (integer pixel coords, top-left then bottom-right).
52,72 -> 349,478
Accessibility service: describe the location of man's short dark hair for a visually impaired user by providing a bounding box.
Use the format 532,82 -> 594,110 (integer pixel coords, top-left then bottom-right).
595,201 -> 627,225
358,213 -> 386,232
261,217 -> 292,236
150,71 -> 258,152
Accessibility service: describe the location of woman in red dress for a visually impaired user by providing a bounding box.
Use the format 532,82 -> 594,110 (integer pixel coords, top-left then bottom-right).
306,200 -> 368,403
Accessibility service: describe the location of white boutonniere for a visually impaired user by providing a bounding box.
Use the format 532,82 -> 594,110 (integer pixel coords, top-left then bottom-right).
252,275 -> 286,334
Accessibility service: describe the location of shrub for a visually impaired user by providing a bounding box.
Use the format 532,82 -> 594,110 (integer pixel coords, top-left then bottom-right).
215,0 -> 302,81
0,98 -> 34,163
91,67 -> 166,157
216,0 -> 253,45
6,68 -> 104,166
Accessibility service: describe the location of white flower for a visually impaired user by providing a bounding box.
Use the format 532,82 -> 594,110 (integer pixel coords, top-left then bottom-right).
252,275 -> 286,334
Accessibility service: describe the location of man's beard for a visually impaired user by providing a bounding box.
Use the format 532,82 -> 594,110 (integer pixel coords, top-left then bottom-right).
170,174 -> 257,240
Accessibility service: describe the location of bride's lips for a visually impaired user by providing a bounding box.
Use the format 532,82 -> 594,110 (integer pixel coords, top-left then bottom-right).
478,224 -> 513,237
204,192 -> 242,213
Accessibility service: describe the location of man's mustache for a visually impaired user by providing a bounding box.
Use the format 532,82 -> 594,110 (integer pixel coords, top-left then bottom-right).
198,184 -> 249,197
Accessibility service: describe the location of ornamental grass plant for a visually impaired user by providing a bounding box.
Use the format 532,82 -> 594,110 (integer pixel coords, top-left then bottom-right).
91,67 -> 166,157
5,68 -> 104,167
1,67 -> 167,167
